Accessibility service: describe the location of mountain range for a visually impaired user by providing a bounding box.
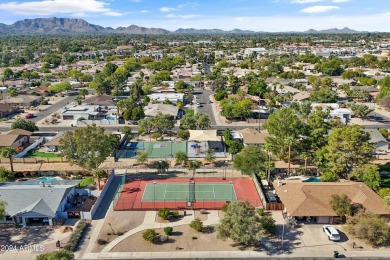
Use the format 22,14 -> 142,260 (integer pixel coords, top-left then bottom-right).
0,17 -> 365,35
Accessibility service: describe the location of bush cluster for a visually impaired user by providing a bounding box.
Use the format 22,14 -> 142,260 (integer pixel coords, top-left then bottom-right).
64,221 -> 88,251
190,218 -> 203,232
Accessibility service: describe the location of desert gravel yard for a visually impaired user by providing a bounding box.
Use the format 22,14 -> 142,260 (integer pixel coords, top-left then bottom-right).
93,210 -> 146,252
111,225 -> 260,253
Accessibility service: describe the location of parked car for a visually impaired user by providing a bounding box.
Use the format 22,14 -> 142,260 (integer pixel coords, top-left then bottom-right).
128,120 -> 138,125
24,113 -> 34,119
196,103 -> 202,107
323,225 -> 340,241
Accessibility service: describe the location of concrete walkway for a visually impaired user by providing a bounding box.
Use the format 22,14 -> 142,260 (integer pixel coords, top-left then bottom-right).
82,210 -> 221,259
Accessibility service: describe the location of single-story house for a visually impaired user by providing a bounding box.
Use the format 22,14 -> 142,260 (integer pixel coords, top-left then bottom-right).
329,108 -> 352,124
144,104 -> 180,118
44,132 -> 65,152
83,95 -> 115,106
273,180 -> 390,224
1,95 -> 43,107
0,182 -> 77,226
148,93 -> 185,104
238,128 -> 269,146
61,105 -> 114,121
364,129 -> 389,153
0,103 -> 15,118
0,129 -> 32,149
28,85 -> 50,96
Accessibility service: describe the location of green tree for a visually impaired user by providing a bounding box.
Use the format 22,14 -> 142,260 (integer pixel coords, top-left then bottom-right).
325,125 -> 374,177
174,151 -> 188,164
79,88 -> 88,99
204,148 -> 216,163
36,249 -> 74,260
349,164 -> 381,191
7,88 -> 18,97
49,82 -> 71,92
345,211 -> 390,246
92,168 -> 107,191
0,166 -> 13,182
138,118 -> 154,135
347,103 -> 373,120
233,145 -> 267,175
258,215 -> 276,235
177,129 -> 189,140
329,194 -> 352,218
217,201 -> 265,246
320,172 -> 340,182
137,151 -> 148,164
187,160 -> 200,178
131,107 -> 145,121
59,125 -> 119,171
2,67 -> 14,81
264,108 -> 304,159
11,118 -> 39,132
153,112 -> 175,135
0,147 -> 17,173
153,160 -> 169,174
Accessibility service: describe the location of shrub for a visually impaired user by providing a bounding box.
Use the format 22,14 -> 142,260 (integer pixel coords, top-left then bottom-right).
221,204 -> 229,212
177,129 -> 190,140
158,208 -> 171,220
192,236 -> 198,240
142,229 -> 157,243
164,227 -> 173,235
40,99 -> 49,105
379,188 -> 390,198
77,117 -> 86,121
190,218 -> 203,232
171,210 -> 180,218
345,211 -> 390,246
64,221 -> 88,251
36,249 -> 74,260
257,208 -> 265,216
97,239 -> 107,245
259,215 -> 276,235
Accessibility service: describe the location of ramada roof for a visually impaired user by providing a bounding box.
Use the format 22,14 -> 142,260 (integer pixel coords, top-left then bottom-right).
273,180 -> 390,217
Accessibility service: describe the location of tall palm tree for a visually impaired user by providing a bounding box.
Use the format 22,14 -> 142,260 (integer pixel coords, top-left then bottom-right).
1,147 -> 17,173
92,168 -> 107,191
284,137 -> 295,176
301,152 -> 311,174
187,160 -> 200,179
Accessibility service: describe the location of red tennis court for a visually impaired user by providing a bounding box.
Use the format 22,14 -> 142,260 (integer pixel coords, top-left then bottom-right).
113,177 -> 262,210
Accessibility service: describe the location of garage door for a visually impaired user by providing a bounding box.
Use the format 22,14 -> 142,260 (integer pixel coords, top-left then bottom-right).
316,216 -> 330,224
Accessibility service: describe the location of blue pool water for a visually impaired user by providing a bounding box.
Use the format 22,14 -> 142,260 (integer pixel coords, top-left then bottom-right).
36,177 -> 59,181
106,117 -> 116,121
303,177 -> 321,182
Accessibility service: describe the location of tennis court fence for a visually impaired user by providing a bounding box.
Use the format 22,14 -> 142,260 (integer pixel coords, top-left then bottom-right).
113,198 -> 263,210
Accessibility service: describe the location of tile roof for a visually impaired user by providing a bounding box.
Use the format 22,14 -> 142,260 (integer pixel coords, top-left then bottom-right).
274,180 -> 390,217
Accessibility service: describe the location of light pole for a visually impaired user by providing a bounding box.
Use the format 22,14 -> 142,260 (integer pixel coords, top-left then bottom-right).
153,181 -> 157,210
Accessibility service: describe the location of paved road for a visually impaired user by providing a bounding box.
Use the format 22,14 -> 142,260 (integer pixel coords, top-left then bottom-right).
31,95 -> 77,122
193,87 -> 216,125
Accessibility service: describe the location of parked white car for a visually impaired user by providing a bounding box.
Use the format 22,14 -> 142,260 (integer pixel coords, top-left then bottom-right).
323,225 -> 341,241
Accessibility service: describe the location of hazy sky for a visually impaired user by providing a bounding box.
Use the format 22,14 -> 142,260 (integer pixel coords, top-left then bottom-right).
0,0 -> 389,31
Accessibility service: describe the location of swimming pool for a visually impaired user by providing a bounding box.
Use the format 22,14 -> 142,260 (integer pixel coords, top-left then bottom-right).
303,177 -> 321,182
36,177 -> 62,181
105,117 -> 117,121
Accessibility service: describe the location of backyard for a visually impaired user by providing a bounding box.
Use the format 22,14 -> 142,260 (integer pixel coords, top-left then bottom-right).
25,151 -> 59,158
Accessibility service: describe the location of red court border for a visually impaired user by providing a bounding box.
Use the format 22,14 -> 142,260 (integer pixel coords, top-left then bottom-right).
114,177 -> 262,210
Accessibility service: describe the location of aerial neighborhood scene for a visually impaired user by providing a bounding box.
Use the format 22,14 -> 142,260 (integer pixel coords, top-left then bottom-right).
1,0 -> 390,259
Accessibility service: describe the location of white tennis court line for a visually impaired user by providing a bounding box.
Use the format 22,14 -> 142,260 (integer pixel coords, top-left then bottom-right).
141,183 -> 148,201
232,184 -> 237,201
163,184 -> 168,200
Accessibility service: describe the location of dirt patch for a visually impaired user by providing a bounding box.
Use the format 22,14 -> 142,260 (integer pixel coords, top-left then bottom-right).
93,210 -> 145,252
194,210 -> 209,221
112,224 -> 259,252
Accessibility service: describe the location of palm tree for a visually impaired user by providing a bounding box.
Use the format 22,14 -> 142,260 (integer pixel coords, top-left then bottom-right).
301,152 -> 311,174
0,147 -> 17,173
187,160 -> 201,179
263,143 -> 273,183
79,89 -> 88,99
76,95 -> 83,105
92,168 -> 107,191
284,137 -> 295,176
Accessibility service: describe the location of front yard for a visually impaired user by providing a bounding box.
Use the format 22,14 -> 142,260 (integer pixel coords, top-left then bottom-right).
25,151 -> 59,158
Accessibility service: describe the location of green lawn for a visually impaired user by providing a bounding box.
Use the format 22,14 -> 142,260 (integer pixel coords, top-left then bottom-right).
79,177 -> 94,188
186,109 -> 194,116
25,151 -> 59,158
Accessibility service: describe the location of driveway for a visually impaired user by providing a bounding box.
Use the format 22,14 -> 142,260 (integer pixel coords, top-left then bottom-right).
280,223 -> 349,257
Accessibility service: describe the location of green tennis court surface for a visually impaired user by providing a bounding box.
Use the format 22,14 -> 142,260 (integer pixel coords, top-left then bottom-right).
142,182 -> 237,202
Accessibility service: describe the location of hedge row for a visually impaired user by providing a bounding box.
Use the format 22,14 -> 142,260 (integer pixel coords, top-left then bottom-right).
64,221 -> 88,252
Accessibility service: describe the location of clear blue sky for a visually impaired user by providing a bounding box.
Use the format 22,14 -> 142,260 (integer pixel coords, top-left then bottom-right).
0,0 -> 389,31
